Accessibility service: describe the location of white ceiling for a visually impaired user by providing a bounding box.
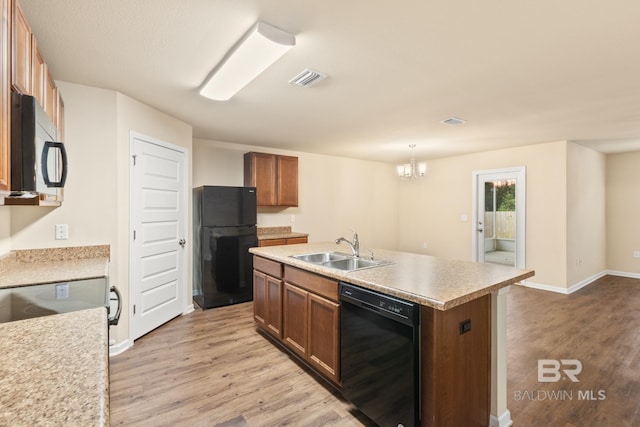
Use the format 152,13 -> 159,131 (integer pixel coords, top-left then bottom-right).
19,0 -> 640,163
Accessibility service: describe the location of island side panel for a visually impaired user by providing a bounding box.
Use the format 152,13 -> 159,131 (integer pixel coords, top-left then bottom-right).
421,294 -> 491,427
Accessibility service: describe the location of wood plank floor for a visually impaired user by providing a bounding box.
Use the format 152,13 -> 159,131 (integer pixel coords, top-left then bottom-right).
507,275 -> 640,426
110,275 -> 640,426
109,301 -> 375,427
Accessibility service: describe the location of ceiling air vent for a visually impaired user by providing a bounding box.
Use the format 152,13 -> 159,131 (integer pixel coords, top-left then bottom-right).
288,68 -> 327,87
441,117 -> 466,126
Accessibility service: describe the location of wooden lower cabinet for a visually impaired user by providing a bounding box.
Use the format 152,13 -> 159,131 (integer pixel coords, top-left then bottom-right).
282,282 -> 340,385
253,255 -> 340,386
307,293 -> 340,382
258,236 -> 308,247
421,294 -> 490,426
282,283 -> 308,357
253,270 -> 282,339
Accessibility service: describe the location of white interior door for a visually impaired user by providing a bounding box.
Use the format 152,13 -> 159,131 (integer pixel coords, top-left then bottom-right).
473,167 -> 526,269
130,133 -> 187,340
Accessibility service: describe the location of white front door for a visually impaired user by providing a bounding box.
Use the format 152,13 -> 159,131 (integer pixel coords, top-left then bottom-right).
130,132 -> 187,340
473,167 -> 526,269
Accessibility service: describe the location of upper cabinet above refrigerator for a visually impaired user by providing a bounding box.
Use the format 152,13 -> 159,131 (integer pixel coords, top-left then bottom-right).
244,152 -> 298,207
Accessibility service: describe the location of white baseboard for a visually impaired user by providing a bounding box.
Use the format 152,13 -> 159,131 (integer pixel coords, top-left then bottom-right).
182,303 -> 195,315
566,271 -> 608,293
522,270 -> 639,295
109,339 -> 133,357
606,270 -> 640,279
520,280 -> 571,294
490,409 -> 513,427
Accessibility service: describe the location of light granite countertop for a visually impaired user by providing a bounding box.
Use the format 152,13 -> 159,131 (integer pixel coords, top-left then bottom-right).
250,242 -> 535,310
0,307 -> 109,426
0,246 -> 110,290
257,226 -> 309,241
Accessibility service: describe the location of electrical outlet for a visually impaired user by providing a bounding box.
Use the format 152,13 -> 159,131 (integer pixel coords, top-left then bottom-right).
634,251 -> 640,259
460,214 -> 469,222
55,224 -> 69,240
290,215 -> 296,223
55,283 -> 69,300
422,242 -> 428,249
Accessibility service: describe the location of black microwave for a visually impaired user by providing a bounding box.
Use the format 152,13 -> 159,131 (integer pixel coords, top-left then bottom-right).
10,93 -> 67,202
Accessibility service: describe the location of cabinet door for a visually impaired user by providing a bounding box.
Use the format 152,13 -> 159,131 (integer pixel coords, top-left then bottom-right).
308,293 -> 340,383
11,0 -> 31,94
55,89 -> 64,141
244,152 -> 277,206
286,237 -> 308,245
283,283 -> 308,358
277,155 -> 298,206
0,0 -> 10,193
265,275 -> 282,338
259,238 -> 286,247
43,65 -> 56,123
31,36 -> 44,107
253,270 -> 267,328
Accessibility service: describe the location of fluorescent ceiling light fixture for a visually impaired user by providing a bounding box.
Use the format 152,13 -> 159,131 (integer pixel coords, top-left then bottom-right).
200,21 -> 295,101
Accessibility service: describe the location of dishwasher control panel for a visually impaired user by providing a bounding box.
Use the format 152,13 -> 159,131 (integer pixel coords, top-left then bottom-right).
339,282 -> 416,321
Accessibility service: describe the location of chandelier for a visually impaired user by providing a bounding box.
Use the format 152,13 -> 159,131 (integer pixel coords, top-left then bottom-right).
397,144 -> 426,180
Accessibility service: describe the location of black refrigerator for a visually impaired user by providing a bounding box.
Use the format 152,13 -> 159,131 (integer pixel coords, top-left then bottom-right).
193,186 -> 258,309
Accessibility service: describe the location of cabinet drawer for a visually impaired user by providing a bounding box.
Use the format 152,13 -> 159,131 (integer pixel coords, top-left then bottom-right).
254,256 -> 283,278
286,237 -> 308,245
259,239 -> 286,247
284,265 -> 338,302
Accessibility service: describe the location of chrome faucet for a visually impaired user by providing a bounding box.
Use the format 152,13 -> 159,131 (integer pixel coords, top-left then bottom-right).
335,231 -> 359,257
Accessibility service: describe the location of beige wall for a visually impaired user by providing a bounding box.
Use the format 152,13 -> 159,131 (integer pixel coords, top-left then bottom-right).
566,143 -> 607,286
195,139 -> 615,290
396,141 -> 569,288
10,83 -> 118,250
3,81 -> 192,347
112,92 -> 193,345
193,139 -> 400,251
0,209 -> 10,254
606,151 -> 640,274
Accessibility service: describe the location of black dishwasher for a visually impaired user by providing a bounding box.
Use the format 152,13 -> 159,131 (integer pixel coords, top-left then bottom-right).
340,282 -> 420,427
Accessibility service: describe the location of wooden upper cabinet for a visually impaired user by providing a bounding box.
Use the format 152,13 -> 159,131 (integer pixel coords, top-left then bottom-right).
276,155 -> 298,206
43,65 -> 56,123
0,0 -> 10,193
55,88 -> 64,140
11,0 -> 31,95
245,152 -> 277,206
244,152 -> 298,207
30,36 -> 44,107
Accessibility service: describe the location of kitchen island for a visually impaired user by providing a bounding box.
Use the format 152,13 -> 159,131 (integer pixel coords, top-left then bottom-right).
249,242 -> 534,427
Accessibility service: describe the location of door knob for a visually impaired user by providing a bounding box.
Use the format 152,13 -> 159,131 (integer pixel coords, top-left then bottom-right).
179,239 -> 186,247
477,228 -> 484,233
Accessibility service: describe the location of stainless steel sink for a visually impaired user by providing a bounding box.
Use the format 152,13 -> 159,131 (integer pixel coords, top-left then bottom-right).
323,257 -> 391,271
291,251 -> 350,263
291,251 -> 391,271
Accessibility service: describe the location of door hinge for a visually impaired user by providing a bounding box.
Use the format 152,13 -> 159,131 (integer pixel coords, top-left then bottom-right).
133,230 -> 136,240
133,304 -> 136,315
132,154 -> 137,166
